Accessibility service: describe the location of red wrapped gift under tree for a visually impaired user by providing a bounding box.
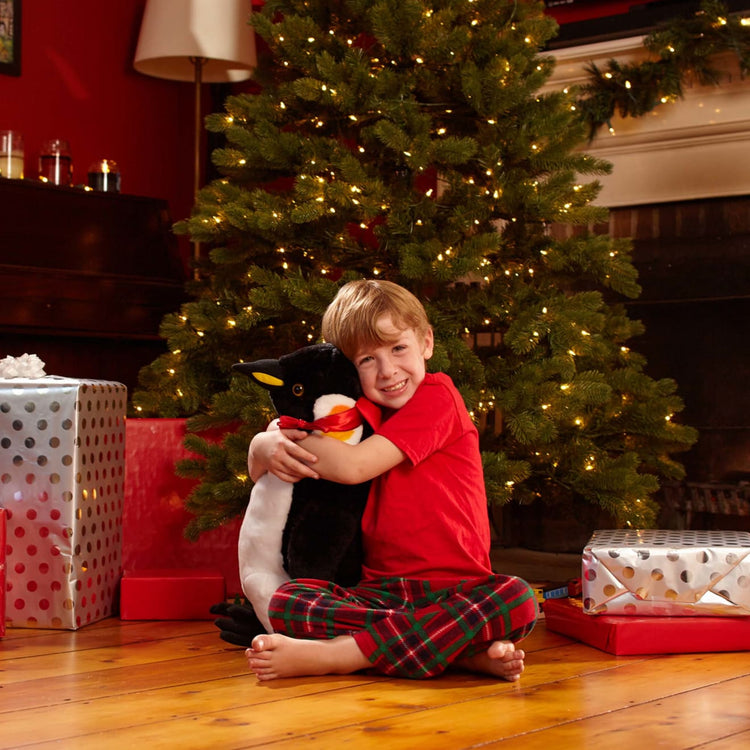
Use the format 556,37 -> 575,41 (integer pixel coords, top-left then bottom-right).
545,597 -> 750,655
123,418 -> 242,596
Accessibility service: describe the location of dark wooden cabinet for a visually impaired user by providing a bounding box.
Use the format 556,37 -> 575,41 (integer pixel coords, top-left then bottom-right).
0,179 -> 187,392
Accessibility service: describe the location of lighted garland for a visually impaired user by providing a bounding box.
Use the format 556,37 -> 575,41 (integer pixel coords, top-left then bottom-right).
574,0 -> 750,139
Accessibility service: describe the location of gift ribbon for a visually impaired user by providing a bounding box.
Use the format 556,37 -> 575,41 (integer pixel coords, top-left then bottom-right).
277,397 -> 381,433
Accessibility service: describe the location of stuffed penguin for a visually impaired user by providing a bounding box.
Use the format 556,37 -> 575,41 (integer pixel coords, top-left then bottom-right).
212,343 -> 378,645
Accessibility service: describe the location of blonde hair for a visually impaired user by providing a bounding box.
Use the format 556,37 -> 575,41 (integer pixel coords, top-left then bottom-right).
321,279 -> 432,359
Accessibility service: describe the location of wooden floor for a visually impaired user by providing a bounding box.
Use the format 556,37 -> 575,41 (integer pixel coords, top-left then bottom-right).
3,609 -> 750,749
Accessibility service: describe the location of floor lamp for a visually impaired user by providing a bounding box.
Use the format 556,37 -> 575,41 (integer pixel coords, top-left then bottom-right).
134,0 -> 257,271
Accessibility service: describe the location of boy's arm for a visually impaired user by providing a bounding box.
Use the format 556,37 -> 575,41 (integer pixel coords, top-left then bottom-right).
296,432 -> 405,485
248,425 -> 321,483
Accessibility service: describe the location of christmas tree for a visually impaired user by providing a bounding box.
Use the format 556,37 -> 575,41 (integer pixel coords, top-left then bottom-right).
132,0 -> 697,540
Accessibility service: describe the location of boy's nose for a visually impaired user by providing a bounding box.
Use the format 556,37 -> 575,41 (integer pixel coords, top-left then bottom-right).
377,357 -> 396,377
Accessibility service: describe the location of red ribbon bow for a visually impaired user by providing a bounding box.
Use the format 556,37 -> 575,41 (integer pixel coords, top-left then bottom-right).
277,397 -> 381,433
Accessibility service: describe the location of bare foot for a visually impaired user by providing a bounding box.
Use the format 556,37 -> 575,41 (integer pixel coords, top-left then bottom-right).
245,633 -> 370,681
454,641 -> 525,681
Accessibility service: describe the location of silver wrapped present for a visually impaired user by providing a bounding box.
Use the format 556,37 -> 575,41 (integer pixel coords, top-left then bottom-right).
583,529 -> 750,616
0,377 -> 126,629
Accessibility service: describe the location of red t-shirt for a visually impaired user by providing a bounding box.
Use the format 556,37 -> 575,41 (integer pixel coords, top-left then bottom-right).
360,372 -> 493,583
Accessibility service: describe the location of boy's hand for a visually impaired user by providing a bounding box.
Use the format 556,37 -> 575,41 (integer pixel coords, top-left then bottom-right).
248,427 -> 319,483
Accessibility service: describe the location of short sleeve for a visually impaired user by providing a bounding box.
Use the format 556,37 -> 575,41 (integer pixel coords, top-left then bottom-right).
376,374 -> 468,466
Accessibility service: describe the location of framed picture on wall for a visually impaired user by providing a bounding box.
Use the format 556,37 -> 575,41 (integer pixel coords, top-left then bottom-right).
0,0 -> 20,76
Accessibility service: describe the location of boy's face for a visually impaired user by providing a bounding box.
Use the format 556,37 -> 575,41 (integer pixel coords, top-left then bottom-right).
352,314 -> 434,410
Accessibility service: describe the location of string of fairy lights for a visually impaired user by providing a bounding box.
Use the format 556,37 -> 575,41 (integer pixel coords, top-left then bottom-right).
133,1 -> 712,526
575,2 -> 750,138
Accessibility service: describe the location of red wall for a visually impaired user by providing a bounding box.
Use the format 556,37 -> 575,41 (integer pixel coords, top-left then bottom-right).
545,1 -> 639,24
1,0 -> 195,259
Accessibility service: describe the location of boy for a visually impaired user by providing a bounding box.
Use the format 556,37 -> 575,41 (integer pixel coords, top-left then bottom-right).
246,280 -> 537,681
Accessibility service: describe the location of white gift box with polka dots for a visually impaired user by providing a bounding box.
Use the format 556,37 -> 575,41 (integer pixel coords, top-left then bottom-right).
582,529 -> 750,617
1,377 -> 126,629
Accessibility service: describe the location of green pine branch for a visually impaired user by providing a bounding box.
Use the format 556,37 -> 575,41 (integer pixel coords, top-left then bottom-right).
575,0 -> 750,139
131,0 -> 699,538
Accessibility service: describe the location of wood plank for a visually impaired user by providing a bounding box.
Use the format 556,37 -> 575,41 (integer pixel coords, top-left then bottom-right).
1,630 -> 227,685
698,729 -> 750,749
0,674 -> 392,748
0,621 -> 215,660
0,617 -> 570,698
514,621 -> 574,651
1,650 -> 247,712
4,614 -> 750,750
245,651 -> 750,749
3,643 -> 648,750
1,621 -> 109,644
486,675 -> 750,749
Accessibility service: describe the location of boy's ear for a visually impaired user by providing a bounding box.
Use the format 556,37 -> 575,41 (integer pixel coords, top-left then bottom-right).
422,327 -> 435,360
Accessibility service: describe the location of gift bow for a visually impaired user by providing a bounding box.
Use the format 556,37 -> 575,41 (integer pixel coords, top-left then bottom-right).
0,353 -> 47,379
277,396 -> 381,433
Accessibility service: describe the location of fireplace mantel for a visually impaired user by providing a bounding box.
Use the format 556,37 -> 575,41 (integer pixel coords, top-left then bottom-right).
544,36 -> 750,207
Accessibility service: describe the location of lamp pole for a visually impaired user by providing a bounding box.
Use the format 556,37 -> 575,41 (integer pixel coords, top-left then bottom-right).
191,56 -> 206,277
133,1 -> 258,279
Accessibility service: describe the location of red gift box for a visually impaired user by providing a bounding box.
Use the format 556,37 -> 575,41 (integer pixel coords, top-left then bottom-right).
544,597 -> 750,655
123,419 -> 242,595
120,568 -> 225,620
1,508 -> 6,637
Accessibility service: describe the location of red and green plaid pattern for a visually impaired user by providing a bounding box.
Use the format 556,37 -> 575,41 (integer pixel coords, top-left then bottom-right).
268,575 -> 538,679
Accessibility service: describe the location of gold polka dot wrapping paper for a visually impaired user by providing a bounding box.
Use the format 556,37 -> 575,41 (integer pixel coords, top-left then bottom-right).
582,529 -> 750,616
0,377 -> 126,629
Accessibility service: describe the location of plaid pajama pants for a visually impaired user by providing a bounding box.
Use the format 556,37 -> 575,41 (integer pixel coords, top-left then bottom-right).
267,574 -> 538,679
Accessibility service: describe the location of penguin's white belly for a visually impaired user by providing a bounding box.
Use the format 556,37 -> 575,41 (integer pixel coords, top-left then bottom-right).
238,473 -> 293,633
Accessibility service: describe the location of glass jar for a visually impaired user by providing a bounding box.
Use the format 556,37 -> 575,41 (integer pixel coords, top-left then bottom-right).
39,139 -> 73,186
0,130 -> 24,179
87,159 -> 121,193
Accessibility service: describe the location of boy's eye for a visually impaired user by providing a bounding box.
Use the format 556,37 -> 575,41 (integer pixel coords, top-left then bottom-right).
292,383 -> 304,397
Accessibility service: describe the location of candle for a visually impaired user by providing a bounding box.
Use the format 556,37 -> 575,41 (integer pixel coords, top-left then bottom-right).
0,130 -> 24,179
87,159 -> 121,193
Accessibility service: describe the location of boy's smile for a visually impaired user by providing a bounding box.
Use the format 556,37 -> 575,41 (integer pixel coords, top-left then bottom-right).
353,315 -> 434,411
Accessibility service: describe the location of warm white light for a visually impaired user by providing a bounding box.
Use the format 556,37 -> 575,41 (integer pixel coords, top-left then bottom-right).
134,0 -> 257,83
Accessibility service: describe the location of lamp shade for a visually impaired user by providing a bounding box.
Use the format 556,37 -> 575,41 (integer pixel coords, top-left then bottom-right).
134,0 -> 256,83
